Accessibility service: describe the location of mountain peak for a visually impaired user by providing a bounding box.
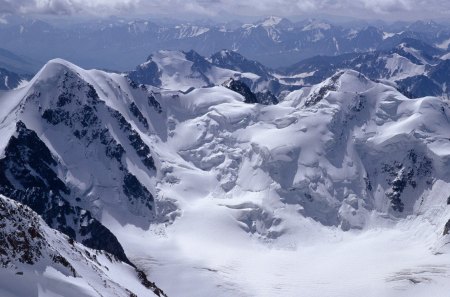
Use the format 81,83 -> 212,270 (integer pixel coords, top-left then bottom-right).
33,58 -> 83,84
260,16 -> 283,26
302,19 -> 332,31
258,16 -> 292,28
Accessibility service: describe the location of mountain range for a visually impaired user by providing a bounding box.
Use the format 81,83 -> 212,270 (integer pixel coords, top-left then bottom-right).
1,42 -> 450,296
2,16 -> 450,71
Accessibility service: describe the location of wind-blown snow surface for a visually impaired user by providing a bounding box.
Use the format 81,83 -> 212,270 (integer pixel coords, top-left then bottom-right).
1,59 -> 450,296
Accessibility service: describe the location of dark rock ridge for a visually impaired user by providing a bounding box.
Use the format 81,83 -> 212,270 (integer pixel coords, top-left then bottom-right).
0,195 -> 169,297
223,78 -> 278,105
128,56 -> 162,87
210,50 -> 271,79
0,121 -> 131,265
445,220 -> 450,236
0,195 -> 75,273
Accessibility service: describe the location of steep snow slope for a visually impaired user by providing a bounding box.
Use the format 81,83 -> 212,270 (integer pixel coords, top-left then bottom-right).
0,195 -> 165,297
2,59 -> 450,297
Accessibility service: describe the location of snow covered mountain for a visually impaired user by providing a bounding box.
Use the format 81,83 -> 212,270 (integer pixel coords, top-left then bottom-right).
280,39 -> 450,98
0,195 -> 166,297
1,56 -> 450,296
128,49 -> 282,101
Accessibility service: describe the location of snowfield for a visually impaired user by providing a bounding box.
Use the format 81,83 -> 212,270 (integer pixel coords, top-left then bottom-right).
1,57 -> 450,297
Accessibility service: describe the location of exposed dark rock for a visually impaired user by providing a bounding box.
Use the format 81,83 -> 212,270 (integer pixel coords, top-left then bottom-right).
381,149 -> 432,212
223,78 -> 258,104
148,94 -> 162,113
305,72 -> 343,107
129,102 -> 149,129
0,197 -> 45,267
211,50 -> 271,79
123,173 -> 154,211
444,220 -> 450,236
128,57 -> 162,87
136,269 -> 168,297
110,108 -> 156,171
255,90 -> 278,105
0,121 -> 131,265
184,50 -> 211,74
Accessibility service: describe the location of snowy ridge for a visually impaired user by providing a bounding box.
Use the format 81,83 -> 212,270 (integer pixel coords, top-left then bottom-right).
174,25 -> 210,38
0,195 -> 166,297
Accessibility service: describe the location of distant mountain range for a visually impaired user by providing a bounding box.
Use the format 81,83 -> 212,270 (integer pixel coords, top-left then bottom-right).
2,16 -> 450,71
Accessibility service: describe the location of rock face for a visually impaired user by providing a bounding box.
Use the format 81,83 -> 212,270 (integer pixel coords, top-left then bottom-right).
444,220 -> 450,236
0,121 -> 130,264
0,195 -> 166,297
223,78 -> 278,105
128,57 -> 162,87
210,50 -> 271,79
223,78 -> 259,104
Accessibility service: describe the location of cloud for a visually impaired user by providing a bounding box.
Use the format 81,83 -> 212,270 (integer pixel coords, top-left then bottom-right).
0,0 -> 138,16
0,0 -> 450,19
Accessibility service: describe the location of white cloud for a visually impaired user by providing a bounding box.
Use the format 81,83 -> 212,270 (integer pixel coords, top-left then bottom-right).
0,0 -> 449,19
0,0 -> 138,15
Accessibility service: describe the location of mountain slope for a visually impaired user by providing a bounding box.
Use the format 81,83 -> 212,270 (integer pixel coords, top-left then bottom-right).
0,195 -> 166,297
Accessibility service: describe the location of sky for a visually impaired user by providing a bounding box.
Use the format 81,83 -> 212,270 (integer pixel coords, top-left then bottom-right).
0,0 -> 450,21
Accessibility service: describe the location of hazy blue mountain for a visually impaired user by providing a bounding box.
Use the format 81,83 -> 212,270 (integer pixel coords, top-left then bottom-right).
2,16 -> 450,71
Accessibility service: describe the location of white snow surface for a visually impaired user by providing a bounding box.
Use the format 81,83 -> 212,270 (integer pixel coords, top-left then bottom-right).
1,59 -> 450,297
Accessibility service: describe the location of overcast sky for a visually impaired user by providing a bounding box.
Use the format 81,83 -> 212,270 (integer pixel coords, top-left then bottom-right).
0,0 -> 449,21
